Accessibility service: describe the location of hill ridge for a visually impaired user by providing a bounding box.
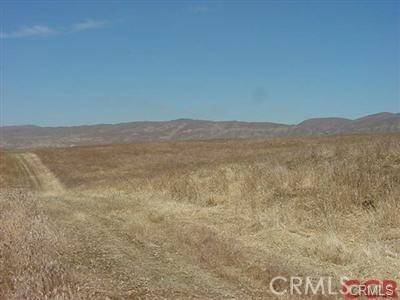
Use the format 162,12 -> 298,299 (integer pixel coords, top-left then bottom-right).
1,112 -> 399,149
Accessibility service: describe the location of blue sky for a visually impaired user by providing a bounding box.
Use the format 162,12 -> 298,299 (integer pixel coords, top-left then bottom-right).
1,1 -> 399,126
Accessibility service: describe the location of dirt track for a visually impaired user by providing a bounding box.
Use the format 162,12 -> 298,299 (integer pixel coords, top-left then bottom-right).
16,152 -> 64,194
11,152 -> 255,298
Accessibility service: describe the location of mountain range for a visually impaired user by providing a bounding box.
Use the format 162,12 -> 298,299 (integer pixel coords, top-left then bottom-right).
1,112 -> 399,149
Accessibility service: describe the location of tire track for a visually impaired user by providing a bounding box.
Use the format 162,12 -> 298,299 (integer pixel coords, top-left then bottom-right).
15,152 -> 64,194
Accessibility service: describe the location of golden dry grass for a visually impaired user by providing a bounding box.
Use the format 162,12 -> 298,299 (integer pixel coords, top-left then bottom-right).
1,133 -> 399,298
0,190 -> 97,299
0,151 -> 33,189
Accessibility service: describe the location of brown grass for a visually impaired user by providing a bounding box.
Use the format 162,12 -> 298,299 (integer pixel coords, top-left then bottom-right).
0,190 -> 97,299
0,151 -> 33,189
1,133 -> 399,298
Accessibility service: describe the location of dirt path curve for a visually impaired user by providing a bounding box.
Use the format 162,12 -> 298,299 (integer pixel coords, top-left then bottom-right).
16,152 -> 64,194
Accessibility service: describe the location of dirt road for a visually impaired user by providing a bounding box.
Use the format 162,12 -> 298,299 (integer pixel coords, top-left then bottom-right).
11,152 -> 260,298
15,152 -> 64,194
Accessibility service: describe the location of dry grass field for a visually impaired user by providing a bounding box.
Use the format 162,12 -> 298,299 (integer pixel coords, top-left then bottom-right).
1,134 -> 400,299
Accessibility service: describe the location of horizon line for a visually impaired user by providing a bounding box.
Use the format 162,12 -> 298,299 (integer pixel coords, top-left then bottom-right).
1,111 -> 398,128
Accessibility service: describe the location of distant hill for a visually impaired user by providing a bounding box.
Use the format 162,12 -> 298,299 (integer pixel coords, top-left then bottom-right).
1,112 -> 399,149
292,117 -> 352,134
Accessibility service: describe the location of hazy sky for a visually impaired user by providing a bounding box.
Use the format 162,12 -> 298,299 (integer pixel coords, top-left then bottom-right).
1,1 -> 399,126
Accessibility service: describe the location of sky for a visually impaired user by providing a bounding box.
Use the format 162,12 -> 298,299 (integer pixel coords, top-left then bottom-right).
1,1 -> 399,126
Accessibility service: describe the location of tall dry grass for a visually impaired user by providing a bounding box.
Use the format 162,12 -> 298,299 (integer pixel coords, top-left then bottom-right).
138,135 -> 400,289
0,189 -> 100,299
1,134 -> 399,298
